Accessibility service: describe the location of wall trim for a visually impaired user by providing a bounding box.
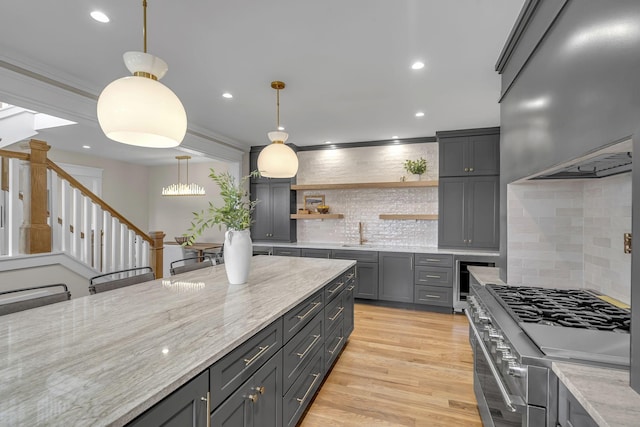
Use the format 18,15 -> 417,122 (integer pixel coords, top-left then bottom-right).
436,127 -> 500,139
251,136 -> 436,153
495,0 -> 542,73
0,251 -> 97,278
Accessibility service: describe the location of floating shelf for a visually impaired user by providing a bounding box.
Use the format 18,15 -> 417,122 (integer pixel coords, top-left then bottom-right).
379,214 -> 439,220
291,180 -> 438,190
290,213 -> 344,219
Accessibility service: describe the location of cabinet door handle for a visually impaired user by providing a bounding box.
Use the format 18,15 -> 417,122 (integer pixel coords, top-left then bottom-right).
410,257 -> 413,270
469,167 -> 474,172
296,373 -> 321,405
328,336 -> 344,354
296,334 -> 321,359
296,301 -> 321,320
346,285 -> 355,291
244,345 -> 270,366
327,282 -> 344,294
426,275 -> 441,279
426,294 -> 441,299
329,306 -> 344,321
247,393 -> 259,403
464,167 -> 469,172
200,392 -> 211,427
346,273 -> 355,280
425,258 -> 440,262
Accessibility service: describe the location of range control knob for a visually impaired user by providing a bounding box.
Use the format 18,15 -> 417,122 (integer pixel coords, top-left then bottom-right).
488,328 -> 503,341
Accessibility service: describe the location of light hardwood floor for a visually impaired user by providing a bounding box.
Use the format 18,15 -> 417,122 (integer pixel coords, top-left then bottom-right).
300,303 -> 482,427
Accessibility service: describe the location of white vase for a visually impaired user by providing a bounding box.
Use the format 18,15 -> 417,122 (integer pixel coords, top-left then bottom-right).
223,229 -> 252,284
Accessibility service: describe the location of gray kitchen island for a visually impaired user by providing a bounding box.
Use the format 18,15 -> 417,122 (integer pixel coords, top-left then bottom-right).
0,255 -> 356,426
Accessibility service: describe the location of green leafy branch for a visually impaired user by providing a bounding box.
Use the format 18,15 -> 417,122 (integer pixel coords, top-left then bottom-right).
184,169 -> 259,245
404,157 -> 427,175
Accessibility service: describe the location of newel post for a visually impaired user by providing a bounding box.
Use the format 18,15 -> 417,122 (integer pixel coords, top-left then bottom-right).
149,231 -> 165,279
22,139 -> 52,254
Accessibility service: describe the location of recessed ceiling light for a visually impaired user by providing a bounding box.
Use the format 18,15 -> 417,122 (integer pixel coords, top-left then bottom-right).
90,11 -> 110,23
324,141 -> 332,144
415,112 -> 425,117
82,145 -> 91,149
411,61 -> 425,70
278,126 -> 285,131
392,135 -> 399,139
222,92 -> 233,99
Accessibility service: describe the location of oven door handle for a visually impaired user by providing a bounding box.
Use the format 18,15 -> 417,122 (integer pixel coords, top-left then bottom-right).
465,309 -> 525,413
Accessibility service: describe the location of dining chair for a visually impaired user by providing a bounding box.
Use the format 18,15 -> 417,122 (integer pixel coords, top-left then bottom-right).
89,267 -> 155,294
0,283 -> 71,316
170,255 -> 214,276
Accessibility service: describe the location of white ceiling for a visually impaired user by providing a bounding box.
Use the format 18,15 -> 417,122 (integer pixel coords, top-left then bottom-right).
0,0 -> 525,165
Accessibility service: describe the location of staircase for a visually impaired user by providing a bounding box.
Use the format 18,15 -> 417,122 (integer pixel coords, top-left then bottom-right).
0,139 -> 164,278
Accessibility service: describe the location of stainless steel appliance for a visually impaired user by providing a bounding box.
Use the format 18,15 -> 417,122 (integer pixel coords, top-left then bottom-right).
466,281 -> 630,427
453,254 -> 498,312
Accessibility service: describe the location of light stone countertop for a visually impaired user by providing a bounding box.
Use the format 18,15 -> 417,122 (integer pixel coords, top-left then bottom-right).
0,256 -> 355,426
253,241 -> 499,257
552,362 -> 640,427
468,266 -> 506,286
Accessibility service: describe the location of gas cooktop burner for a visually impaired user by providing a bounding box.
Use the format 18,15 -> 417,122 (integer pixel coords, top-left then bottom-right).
487,284 -> 630,333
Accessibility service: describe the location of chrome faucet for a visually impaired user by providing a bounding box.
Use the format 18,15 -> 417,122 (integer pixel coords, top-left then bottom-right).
359,222 -> 368,245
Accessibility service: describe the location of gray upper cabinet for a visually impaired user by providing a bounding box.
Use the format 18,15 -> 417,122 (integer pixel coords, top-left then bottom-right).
250,181 -> 296,242
438,128 -> 499,177
439,176 -> 499,250
378,252 -> 414,303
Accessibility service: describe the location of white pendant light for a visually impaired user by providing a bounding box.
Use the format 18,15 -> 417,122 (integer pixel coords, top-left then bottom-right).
257,81 -> 299,178
162,156 -> 206,196
97,0 -> 187,148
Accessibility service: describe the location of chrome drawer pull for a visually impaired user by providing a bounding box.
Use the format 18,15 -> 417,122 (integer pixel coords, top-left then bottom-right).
346,273 -> 355,280
425,258 -> 440,262
328,306 -> 344,321
296,334 -> 321,359
327,282 -> 344,294
296,373 -> 321,405
328,336 -> 344,355
425,275 -> 441,279
418,279 -> 428,282
244,345 -> 270,366
200,392 -> 211,427
346,285 -> 355,291
425,294 -> 441,299
296,302 -> 321,320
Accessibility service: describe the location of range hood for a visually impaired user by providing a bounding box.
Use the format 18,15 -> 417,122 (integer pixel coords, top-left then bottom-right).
528,139 -> 632,180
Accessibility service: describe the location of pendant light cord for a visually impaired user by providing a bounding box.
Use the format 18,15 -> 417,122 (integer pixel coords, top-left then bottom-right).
142,0 -> 148,53
276,88 -> 280,128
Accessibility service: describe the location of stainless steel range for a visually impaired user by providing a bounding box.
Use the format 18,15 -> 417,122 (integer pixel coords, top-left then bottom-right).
466,281 -> 631,427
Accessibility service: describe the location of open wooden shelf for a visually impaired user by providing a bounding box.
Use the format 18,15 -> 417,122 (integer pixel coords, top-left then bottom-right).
379,214 -> 439,220
291,180 -> 438,190
290,213 -> 344,219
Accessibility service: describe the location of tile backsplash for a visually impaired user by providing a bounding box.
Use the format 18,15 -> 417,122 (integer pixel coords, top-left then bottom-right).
507,173 -> 631,303
296,143 -> 439,246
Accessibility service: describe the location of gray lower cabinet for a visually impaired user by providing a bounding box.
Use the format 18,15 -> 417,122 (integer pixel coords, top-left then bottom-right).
129,370 -> 208,427
378,252 -> 414,303
438,176 -> 499,250
300,248 -> 331,258
557,381 -> 598,427
250,182 -> 296,242
343,276 -> 355,337
272,247 -> 301,257
331,250 -> 378,300
211,350 -> 283,427
283,346 -> 324,427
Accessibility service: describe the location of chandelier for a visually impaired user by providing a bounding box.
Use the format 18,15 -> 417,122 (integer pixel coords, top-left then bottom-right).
162,156 -> 205,196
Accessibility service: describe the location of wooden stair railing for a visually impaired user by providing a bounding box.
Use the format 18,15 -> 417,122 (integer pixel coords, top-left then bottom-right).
0,140 -> 165,278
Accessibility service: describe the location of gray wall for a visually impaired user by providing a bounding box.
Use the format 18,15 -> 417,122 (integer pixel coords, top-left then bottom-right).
497,0 -> 640,390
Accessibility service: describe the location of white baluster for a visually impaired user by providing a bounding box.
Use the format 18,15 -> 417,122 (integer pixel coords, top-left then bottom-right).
93,203 -> 103,270
72,188 -> 81,258
82,196 -> 91,265
103,211 -> 112,273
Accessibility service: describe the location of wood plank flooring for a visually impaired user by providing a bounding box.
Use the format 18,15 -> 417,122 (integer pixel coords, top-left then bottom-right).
300,303 -> 481,427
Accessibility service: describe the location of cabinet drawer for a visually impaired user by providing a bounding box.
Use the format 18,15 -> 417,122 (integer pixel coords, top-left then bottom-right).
325,321 -> 346,371
211,350 -> 282,427
325,276 -> 346,304
415,253 -> 453,267
273,247 -> 301,257
415,266 -> 453,287
210,319 -> 282,409
301,248 -> 331,258
344,266 -> 356,285
331,249 -> 378,263
282,290 -> 324,343
414,285 -> 452,307
283,311 -> 324,393
283,346 -> 324,427
324,291 -> 345,334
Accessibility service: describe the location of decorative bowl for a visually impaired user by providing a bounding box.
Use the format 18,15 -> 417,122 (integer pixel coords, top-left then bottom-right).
316,205 -> 330,214
175,236 -> 188,245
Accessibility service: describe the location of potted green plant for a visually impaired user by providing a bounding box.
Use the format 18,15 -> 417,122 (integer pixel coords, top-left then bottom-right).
185,169 -> 258,284
404,157 -> 428,179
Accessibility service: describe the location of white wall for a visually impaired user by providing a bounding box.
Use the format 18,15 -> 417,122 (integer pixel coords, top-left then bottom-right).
148,160 -> 231,244
295,143 -> 439,246
507,174 -> 631,303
